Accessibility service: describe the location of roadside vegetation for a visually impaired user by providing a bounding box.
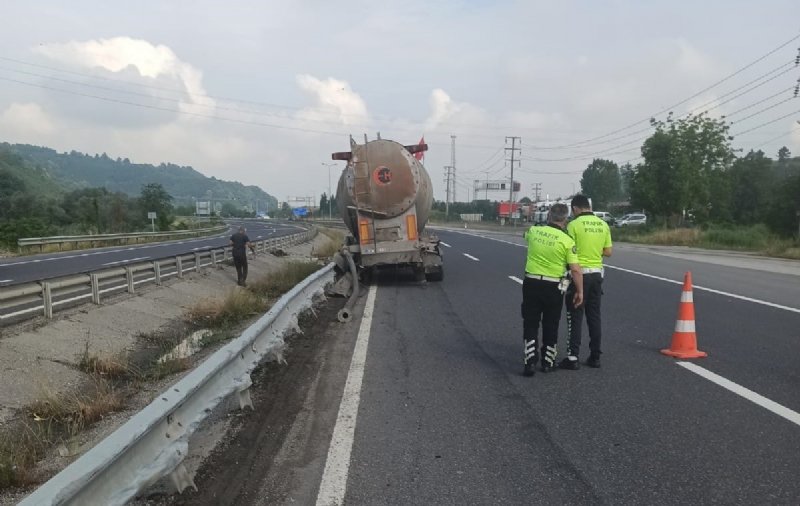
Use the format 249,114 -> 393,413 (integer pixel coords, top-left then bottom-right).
613,224 -> 800,259
0,144 -> 277,250
313,228 -> 344,260
0,256 -> 325,491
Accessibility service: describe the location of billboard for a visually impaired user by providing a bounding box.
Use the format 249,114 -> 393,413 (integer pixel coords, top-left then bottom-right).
195,200 -> 211,216
292,207 -> 309,217
473,180 -> 521,193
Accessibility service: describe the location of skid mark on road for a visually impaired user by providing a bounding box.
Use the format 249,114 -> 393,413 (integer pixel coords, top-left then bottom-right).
678,362 -> 800,427
316,284 -> 377,506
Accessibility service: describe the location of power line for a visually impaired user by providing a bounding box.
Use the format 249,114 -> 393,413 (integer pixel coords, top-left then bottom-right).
0,75 -> 349,137
731,107 -> 800,136
529,33 -> 800,150
754,125 -> 800,149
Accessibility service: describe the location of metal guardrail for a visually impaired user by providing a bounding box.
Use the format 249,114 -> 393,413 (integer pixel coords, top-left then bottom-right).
0,228 -> 318,326
17,225 -> 229,253
19,263 -> 335,506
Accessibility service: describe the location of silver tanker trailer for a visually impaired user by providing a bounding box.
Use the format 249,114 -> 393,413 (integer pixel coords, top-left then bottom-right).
331,136 -> 444,285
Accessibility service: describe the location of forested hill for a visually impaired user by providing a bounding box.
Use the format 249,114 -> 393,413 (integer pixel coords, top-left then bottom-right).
3,143 -> 277,209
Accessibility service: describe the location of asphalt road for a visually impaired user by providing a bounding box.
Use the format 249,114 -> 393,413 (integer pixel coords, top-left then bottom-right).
156,228 -> 800,505
341,230 -> 800,505
0,221 -> 304,286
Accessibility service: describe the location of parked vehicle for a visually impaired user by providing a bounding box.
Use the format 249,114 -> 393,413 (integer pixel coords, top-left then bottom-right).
593,211 -> 615,224
331,137 -> 443,284
616,213 -> 647,226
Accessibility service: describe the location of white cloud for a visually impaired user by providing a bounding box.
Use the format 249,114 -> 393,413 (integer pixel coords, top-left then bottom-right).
424,89 -> 486,132
0,102 -> 55,137
294,74 -> 368,126
34,37 -> 213,116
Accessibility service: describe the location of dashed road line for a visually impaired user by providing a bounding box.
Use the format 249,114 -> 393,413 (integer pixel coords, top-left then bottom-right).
0,279 -> 12,283
316,284 -> 377,506
463,253 -> 480,261
509,276 -> 523,284
441,232 -> 799,314
677,362 -> 800,427
102,256 -> 150,266
440,241 -> 451,248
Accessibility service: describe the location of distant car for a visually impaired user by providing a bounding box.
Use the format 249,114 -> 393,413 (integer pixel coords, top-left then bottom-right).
593,211 -> 614,223
616,213 -> 647,227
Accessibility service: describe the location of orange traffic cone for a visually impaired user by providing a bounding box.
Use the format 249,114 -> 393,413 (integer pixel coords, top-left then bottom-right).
661,272 -> 707,359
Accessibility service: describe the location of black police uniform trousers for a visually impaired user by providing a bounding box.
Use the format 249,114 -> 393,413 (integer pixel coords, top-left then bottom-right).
233,252 -> 248,284
521,277 -> 564,365
566,272 -> 603,357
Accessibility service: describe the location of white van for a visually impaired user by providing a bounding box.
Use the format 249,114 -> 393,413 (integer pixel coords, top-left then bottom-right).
593,211 -> 614,223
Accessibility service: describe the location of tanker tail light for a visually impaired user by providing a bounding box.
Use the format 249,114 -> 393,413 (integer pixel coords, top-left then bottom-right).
359,219 -> 370,244
407,215 -> 418,241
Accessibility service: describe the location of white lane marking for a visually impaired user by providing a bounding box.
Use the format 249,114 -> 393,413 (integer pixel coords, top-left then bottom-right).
440,241 -> 451,248
0,235 -> 229,267
439,233 -> 799,314
677,362 -> 800,427
605,265 -> 800,314
463,253 -> 480,261
316,284 -> 377,506
509,276 -> 523,284
0,279 -> 12,283
102,256 -> 150,266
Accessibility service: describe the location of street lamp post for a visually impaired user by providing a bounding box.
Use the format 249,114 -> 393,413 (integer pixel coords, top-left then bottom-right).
321,162 -> 336,219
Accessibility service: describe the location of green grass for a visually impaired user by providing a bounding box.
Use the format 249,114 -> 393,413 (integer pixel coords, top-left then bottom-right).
314,228 -> 344,259
248,261 -> 323,299
613,224 -> 800,259
185,288 -> 267,328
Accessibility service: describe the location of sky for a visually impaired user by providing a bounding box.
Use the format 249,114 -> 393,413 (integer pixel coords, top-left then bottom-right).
1,0 -> 799,205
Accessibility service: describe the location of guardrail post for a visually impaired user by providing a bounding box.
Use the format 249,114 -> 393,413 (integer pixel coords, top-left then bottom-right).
91,274 -> 100,304
211,250 -> 217,267
42,282 -> 53,318
154,261 -> 162,285
126,267 -> 135,293
176,256 -> 184,278
194,252 -> 202,273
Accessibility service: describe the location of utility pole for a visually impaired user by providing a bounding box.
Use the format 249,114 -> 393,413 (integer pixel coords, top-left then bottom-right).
450,135 -> 457,202
505,136 -> 521,225
321,162 -> 336,219
531,182 -> 542,203
444,165 -> 455,220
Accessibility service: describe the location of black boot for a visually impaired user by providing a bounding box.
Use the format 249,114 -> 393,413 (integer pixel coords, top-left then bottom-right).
523,339 -> 537,377
585,354 -> 601,368
559,355 -> 580,370
540,345 -> 557,373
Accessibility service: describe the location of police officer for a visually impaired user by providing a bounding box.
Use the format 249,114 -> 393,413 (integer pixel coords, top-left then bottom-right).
560,195 -> 612,369
522,203 -> 583,376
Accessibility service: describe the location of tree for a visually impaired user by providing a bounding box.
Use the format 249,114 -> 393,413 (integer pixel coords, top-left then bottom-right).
778,146 -> 791,162
319,193 -> 329,218
580,158 -> 622,209
765,172 -> 800,237
630,113 -> 735,224
139,183 -> 173,230
729,150 -> 774,224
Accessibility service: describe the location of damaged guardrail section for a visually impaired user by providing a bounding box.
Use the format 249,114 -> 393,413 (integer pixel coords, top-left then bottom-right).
19,263 -> 335,506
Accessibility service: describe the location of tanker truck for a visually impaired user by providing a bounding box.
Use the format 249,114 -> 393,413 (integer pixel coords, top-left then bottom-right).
331,136 -> 443,284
